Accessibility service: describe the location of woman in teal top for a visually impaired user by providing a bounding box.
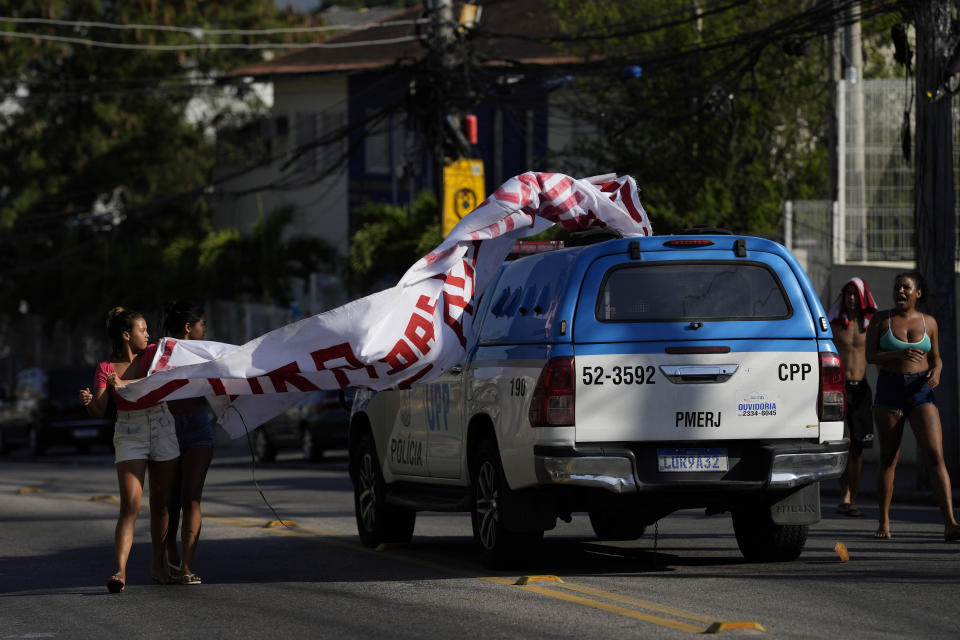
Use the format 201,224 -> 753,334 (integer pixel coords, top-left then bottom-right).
865,271 -> 960,542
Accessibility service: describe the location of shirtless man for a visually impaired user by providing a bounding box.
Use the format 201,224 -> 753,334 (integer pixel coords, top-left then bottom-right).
829,278 -> 877,517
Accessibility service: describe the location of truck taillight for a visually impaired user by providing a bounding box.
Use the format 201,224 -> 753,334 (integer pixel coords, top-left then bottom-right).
818,352 -> 845,421
529,357 -> 575,427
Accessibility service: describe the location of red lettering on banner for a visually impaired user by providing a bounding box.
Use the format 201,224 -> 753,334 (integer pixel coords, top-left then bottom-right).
208,378 -> 226,396
416,295 -> 437,315
381,339 -> 419,375
405,313 -> 435,354
311,342 -> 379,388
267,362 -> 320,393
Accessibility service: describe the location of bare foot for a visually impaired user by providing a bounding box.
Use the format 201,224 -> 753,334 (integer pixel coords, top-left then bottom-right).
874,527 -> 892,540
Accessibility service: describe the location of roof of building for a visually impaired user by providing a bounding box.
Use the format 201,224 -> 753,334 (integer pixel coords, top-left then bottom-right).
234,0 -> 578,78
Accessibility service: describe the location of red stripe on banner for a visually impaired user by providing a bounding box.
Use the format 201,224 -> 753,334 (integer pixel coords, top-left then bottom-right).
543,176 -> 573,203
137,379 -> 190,405
208,378 -> 226,396
619,182 -> 644,224
600,180 -> 620,193
154,339 -> 178,371
398,364 -> 433,389
248,378 -> 264,394
503,214 -> 516,232
423,245 -> 457,266
493,184 -> 521,204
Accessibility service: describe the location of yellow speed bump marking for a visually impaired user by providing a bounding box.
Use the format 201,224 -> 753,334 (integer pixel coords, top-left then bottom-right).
17,487 -> 42,494
264,520 -> 298,528
704,621 -> 766,634
515,575 -> 564,585
89,494 -> 119,502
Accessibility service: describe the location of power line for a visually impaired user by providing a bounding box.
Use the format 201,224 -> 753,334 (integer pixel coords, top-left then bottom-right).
0,15 -> 426,36
0,29 -> 419,51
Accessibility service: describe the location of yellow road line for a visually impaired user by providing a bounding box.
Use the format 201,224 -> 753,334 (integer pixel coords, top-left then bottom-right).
555,581 -> 719,624
483,576 -> 705,633
200,516 -> 764,634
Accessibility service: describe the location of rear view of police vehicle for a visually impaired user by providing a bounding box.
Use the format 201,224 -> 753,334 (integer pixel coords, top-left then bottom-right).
349,232 -> 847,566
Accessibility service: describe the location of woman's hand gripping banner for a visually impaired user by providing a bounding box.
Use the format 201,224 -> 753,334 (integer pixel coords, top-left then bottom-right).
117,172 -> 652,437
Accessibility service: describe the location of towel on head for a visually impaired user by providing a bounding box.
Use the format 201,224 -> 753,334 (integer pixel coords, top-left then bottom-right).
828,277 -> 877,329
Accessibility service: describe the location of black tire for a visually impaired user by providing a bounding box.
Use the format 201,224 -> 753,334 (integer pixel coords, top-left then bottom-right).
732,506 -> 808,562
588,510 -> 647,541
252,429 -> 276,462
301,427 -> 324,462
352,433 -> 415,547
471,439 -> 543,568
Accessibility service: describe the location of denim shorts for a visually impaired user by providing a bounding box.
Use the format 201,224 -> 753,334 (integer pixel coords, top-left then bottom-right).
113,404 -> 180,463
175,409 -> 216,451
874,369 -> 936,416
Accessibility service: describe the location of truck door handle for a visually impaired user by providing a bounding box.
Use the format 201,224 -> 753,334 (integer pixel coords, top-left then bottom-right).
448,365 -> 463,375
659,364 -> 738,384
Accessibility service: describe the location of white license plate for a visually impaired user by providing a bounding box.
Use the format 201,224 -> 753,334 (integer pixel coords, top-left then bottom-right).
657,448 -> 729,472
73,428 -> 99,439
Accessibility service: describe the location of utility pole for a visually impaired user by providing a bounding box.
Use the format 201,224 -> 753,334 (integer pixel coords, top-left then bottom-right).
425,0 -> 456,204
914,0 -> 957,475
845,3 -> 867,261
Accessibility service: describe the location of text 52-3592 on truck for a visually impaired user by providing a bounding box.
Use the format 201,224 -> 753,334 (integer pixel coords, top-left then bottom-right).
348,232 -> 847,567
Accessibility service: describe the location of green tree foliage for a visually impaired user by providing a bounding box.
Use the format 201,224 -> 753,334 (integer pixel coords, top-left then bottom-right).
547,0 -> 898,235
0,0 -> 328,325
349,191 -> 442,295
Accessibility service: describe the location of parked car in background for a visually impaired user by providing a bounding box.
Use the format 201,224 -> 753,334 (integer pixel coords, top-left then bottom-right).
0,366 -> 114,456
253,389 -> 350,462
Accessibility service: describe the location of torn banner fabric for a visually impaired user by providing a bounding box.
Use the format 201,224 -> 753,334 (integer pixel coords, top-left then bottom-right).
118,172 -> 652,437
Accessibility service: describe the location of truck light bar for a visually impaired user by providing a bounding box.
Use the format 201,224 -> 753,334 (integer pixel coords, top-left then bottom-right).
510,241 -> 565,255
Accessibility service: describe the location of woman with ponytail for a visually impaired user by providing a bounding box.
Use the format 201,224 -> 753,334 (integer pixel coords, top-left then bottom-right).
79,307 -> 180,593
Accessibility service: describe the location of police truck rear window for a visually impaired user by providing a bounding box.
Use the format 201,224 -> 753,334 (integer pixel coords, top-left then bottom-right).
597,262 -> 790,321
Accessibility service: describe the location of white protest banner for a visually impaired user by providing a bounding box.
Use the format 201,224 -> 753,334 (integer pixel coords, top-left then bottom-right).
118,172 -> 652,437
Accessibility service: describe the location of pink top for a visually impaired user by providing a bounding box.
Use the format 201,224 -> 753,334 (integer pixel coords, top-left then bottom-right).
94,344 -> 159,411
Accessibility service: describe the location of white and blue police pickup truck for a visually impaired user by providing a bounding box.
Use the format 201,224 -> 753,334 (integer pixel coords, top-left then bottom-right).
348,231 -> 847,566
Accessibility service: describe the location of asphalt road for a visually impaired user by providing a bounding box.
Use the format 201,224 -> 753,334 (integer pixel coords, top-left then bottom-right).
1,443 -> 958,639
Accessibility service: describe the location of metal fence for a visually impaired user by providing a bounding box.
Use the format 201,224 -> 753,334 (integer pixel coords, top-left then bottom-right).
836,78 -> 960,263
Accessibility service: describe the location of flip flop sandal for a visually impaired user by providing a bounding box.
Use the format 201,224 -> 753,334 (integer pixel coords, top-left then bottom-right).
107,575 -> 125,593
846,506 -> 864,517
835,503 -> 851,514
180,573 -> 202,585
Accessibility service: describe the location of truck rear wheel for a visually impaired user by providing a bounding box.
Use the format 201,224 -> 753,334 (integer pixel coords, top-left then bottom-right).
588,510 -> 647,541
353,433 -> 415,547
471,439 -> 542,568
732,506 -> 808,562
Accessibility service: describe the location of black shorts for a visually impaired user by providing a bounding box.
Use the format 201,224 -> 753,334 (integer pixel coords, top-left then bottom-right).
844,380 -> 874,449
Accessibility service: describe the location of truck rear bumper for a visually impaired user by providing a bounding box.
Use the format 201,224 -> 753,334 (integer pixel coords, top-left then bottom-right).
534,440 -> 849,494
